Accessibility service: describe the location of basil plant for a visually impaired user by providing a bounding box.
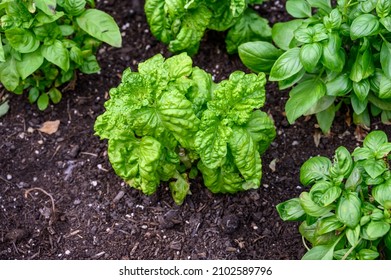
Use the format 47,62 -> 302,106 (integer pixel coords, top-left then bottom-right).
0,0 -> 121,110
94,53 -> 275,205
145,0 -> 272,55
239,0 -> 391,133
277,131 -> 391,260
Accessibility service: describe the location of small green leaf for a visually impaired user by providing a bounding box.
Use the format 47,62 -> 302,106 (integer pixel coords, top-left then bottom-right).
76,9 -> 122,48
357,249 -> 380,260
300,192 -> 333,217
353,79 -> 370,102
285,79 -> 326,124
37,93 -> 49,111
350,14 -> 380,40
364,220 -> 390,240
0,100 -> 10,118
169,173 -> 190,205
381,41 -> 391,79
316,215 -> 343,235
35,0 -> 56,15
48,88 -> 62,104
379,73 -> 391,99
346,225 -> 361,247
377,0 -> 391,18
321,32 -> 345,73
16,49 -> 44,79
5,28 -> 40,53
316,104 -> 335,134
28,88 -> 40,104
326,73 -> 352,96
269,48 -> 303,81
364,130 -> 389,150
62,0 -> 86,16
372,179 -> 391,207
380,16 -> 391,31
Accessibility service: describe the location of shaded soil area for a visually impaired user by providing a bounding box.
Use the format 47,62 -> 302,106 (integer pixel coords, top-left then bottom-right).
1,0 -> 390,260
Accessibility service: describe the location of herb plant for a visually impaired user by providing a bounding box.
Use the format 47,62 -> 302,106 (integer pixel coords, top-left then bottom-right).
144,0 -> 271,55
94,53 -> 275,205
277,130 -> 391,260
0,0 -> 121,110
238,0 -> 391,133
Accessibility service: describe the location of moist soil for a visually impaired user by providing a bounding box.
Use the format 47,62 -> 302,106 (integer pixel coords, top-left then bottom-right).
1,0 -> 390,260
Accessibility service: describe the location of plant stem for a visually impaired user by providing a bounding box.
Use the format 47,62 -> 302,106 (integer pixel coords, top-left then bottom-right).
342,237 -> 362,260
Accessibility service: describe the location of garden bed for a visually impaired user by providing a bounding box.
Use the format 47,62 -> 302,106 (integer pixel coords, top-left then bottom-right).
1,0 -> 390,260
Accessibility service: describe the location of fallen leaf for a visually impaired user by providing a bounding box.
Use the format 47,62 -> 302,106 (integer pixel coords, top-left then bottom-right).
0,100 -> 10,118
38,120 -> 60,135
313,130 -> 322,147
269,158 -> 278,172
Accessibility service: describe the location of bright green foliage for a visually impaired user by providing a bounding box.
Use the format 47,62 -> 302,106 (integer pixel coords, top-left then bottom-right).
238,0 -> 391,133
144,0 -> 271,55
0,0 -> 121,110
276,131 -> 391,260
94,53 -> 275,205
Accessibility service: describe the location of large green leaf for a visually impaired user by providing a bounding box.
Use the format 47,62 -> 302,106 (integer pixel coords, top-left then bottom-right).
300,156 -> 331,186
5,28 -> 40,53
41,40 -> 70,71
300,192 -> 333,217
0,56 -> 20,91
285,78 -> 326,124
228,126 -> 262,189
372,179 -> 391,207
76,9 -> 122,48
300,42 -> 322,72
350,14 -> 380,40
238,41 -> 283,73
16,49 -> 44,79
108,133 -> 162,195
34,0 -> 56,15
336,192 -> 361,228
269,48 -> 303,81
321,32 -> 345,73
286,0 -> 312,18
62,0 -> 86,16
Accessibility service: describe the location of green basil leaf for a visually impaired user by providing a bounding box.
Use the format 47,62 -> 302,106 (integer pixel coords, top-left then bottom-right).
306,95 -> 336,115
302,244 -> 335,260
353,79 -> 370,102
272,19 -> 303,50
228,126 -> 262,189
276,198 -> 306,221
0,56 -> 20,91
330,146 -> 353,178
16,49 -> 44,79
380,16 -> 391,31
300,156 -> 331,186
225,9 -> 271,54
76,9 -> 122,48
34,0 -> 56,15
321,32 -> 345,73
285,78 -> 326,124
336,192 -> 361,228
0,35 -> 5,62
307,0 -> 332,12
364,220 -> 391,240
0,100 -> 10,118
300,192 -> 334,217
80,54 -> 100,74
37,93 -> 49,111
363,130 -> 388,150
42,40 -> 70,71
278,68 -> 306,90
238,41 -> 283,73
323,8 -> 342,30
350,14 -> 380,40
270,48 -> 303,81
286,0 -> 312,18
381,41 -> 391,79
326,73 -> 352,96
345,167 -> 362,190
5,28 -> 40,53
357,249 -> 380,260
372,179 -> 391,207
62,0 -> 86,16
48,88 -> 62,104
28,88 -> 40,104
316,215 -> 344,235
377,0 -> 391,18
379,73 -> 391,99
316,104 -> 335,134
300,42 -> 322,72
169,172 -> 190,206
346,225 -> 361,246
350,47 -> 375,83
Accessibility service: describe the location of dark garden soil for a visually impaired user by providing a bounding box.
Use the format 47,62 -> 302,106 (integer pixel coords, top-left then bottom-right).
1,0 -> 391,260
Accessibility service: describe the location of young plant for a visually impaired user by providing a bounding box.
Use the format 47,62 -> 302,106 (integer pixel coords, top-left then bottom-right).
94,53 -> 275,205
239,0 -> 391,133
277,130 -> 391,260
144,0 -> 271,55
0,0 -> 121,110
